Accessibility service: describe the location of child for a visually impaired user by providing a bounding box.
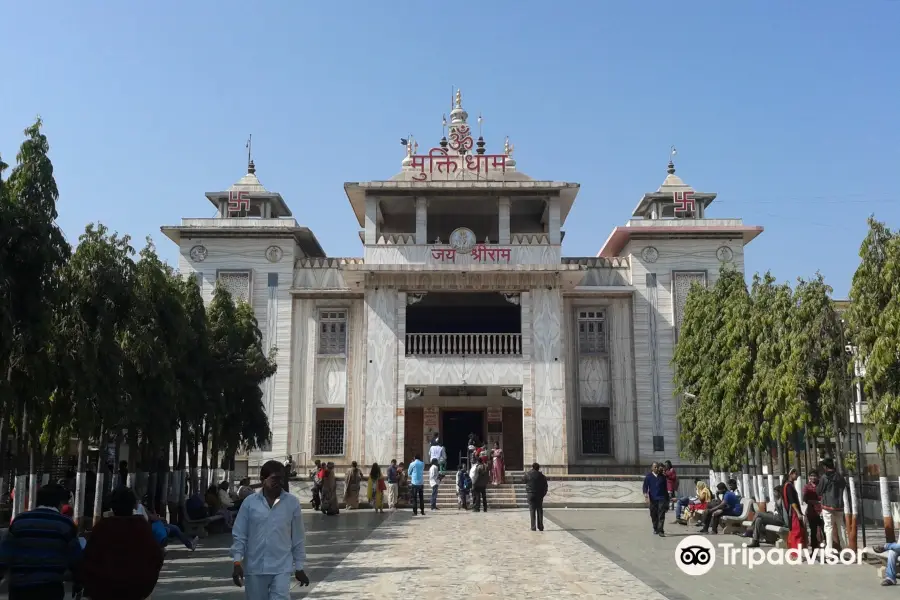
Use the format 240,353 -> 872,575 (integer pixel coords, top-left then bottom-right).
456,464 -> 472,510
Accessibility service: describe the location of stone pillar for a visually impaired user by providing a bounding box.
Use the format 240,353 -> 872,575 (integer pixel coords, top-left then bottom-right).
521,291 -> 535,467
364,288 -> 398,464
530,287 -> 566,473
498,197 -> 511,244
415,197 -> 427,244
365,197 -> 378,245
395,292 -> 407,460
547,196 -> 561,244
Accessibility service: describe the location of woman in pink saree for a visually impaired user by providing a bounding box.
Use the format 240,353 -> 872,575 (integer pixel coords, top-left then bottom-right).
491,442 -> 505,485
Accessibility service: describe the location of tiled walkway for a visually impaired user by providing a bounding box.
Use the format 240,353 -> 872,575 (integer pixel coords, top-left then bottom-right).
304,509 -> 667,599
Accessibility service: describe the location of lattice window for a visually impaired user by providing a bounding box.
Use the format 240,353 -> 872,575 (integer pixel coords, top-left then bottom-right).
581,407 -> 611,455
315,408 -> 345,456
318,310 -> 347,355
577,309 -> 607,354
672,271 -> 707,333
217,271 -> 252,304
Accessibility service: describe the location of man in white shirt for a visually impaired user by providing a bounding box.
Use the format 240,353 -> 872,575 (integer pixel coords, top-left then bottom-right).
429,459 -> 442,511
231,460 -> 309,599
429,440 -> 447,472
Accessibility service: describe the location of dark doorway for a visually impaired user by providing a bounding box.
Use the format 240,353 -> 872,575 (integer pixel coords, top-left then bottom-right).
441,410 -> 484,469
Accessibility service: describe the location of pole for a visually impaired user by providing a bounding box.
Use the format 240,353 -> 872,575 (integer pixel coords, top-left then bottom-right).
855,373 -> 867,547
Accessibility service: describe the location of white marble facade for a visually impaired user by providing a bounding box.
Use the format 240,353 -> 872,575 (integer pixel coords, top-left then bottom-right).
162,97 -> 762,473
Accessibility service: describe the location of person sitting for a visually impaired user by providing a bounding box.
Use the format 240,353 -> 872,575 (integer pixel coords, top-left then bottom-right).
699,481 -> 742,534
747,485 -> 785,547
674,480 -> 713,523
185,490 -> 207,521
80,486 -> 163,600
218,481 -> 236,510
143,505 -> 197,551
237,477 -> 255,500
205,484 -> 234,527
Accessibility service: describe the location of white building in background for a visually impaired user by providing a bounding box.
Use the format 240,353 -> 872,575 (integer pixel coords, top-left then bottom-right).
162,91 -> 763,474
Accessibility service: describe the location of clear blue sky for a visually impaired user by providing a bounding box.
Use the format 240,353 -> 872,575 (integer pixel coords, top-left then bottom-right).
2,1 -> 898,298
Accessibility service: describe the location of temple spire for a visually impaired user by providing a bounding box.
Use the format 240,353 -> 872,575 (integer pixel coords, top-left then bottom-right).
667,145 -> 676,175
246,134 -> 254,173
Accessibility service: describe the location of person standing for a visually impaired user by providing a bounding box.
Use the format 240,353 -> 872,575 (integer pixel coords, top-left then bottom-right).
817,458 -> 848,556
231,460 -> 309,599
803,471 -> 823,549
81,487 -> 164,600
366,463 -> 385,513
0,484 -> 83,600
386,460 -> 399,511
642,462 -> 669,537
782,468 -> 807,550
491,442 -> 506,485
472,457 -> 489,513
524,463 -> 549,531
309,460 -> 322,511
344,461 -> 363,510
456,464 -> 471,510
429,459 -> 442,511
664,460 -> 678,506
408,454 -> 425,516
320,463 -> 339,516
429,440 -> 446,473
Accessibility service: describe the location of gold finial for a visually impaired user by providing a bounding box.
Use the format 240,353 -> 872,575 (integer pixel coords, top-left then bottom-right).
477,113 -> 483,136
455,89 -> 462,108
504,136 -> 514,156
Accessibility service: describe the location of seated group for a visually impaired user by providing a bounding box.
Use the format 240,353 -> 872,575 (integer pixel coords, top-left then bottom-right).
674,478 -> 782,546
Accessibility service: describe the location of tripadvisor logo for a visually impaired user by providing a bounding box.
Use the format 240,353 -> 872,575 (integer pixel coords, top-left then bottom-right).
675,535 -> 863,575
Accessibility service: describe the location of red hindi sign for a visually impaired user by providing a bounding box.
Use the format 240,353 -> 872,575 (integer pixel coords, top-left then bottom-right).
673,191 -> 695,214
228,190 -> 250,214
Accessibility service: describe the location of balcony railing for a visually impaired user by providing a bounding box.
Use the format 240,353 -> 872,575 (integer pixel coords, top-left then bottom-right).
406,333 -> 522,357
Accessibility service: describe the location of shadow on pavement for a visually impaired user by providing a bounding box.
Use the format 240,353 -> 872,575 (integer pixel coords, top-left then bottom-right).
151,510 -> 407,599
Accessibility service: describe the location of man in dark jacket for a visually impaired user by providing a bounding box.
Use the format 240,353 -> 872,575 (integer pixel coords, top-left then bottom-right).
643,462 -> 669,537
816,458 -> 848,555
524,463 -> 549,531
472,457 -> 489,512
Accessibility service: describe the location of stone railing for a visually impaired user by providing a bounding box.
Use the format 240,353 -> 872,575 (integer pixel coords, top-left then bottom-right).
405,333 -> 522,356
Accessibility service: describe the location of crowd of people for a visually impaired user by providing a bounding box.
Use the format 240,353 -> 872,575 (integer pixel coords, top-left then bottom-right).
648,457 -> 858,566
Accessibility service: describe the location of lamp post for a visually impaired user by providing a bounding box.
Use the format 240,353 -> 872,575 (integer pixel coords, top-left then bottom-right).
846,341 -> 867,548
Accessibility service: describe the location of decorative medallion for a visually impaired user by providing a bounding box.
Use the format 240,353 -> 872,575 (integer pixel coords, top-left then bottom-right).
189,245 -> 208,262
716,246 -> 734,263
449,227 -> 477,254
265,245 -> 284,263
641,246 -> 659,263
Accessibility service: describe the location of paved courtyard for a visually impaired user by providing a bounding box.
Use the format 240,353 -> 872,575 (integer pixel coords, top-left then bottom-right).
1,508 -> 895,599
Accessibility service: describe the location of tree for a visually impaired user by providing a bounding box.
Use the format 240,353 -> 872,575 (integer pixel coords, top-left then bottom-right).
0,120 -> 70,508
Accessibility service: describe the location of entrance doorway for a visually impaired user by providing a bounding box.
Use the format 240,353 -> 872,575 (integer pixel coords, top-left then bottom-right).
441,410 -> 484,469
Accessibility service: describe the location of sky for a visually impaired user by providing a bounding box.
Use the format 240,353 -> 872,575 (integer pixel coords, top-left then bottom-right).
1,1 -> 898,299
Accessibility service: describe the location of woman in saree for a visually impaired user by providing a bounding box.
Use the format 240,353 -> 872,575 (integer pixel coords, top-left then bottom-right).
344,460 -> 363,509
321,462 -> 339,515
782,468 -> 807,550
491,442 -> 505,485
367,463 -> 386,513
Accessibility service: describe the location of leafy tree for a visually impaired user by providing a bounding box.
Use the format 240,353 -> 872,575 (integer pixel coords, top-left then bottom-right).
0,120 -> 70,503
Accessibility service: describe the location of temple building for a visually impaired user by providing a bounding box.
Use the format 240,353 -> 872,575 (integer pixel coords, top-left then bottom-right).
162,91 -> 763,473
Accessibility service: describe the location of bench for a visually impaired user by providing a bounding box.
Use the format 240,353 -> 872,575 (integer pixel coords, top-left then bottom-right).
720,498 -> 753,535
740,519 -> 790,547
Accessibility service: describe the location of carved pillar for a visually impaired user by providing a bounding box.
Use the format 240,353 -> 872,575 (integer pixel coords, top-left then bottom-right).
520,291 -> 535,466
499,196 -> 511,244
415,197 -> 427,244
396,292 -> 407,460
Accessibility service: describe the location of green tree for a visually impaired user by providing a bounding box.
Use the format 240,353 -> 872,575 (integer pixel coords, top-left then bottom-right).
0,120 -> 70,507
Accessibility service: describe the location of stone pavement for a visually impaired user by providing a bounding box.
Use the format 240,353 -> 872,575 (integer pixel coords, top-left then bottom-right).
303,509 -> 667,599
547,509 -> 896,600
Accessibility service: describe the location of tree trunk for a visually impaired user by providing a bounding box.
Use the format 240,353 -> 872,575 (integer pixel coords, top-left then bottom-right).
880,449 -> 895,542
188,426 -> 199,495
73,439 -> 87,531
776,440 -> 785,479
93,427 -> 106,525
126,428 -> 138,489
833,411 -> 845,475
200,420 -> 210,493
0,413 -> 7,506
26,437 -> 38,512
210,427 -> 220,489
